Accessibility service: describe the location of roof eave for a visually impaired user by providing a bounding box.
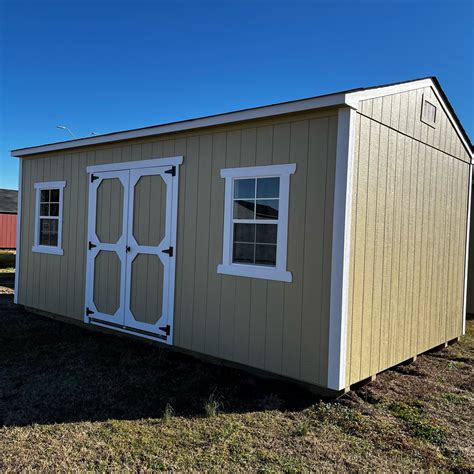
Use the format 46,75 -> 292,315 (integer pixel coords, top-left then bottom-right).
11,92 -> 348,158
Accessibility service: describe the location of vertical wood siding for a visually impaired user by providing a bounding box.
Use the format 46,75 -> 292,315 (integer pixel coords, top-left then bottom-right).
346,87 -> 471,386
17,110 -> 338,387
0,214 -> 17,248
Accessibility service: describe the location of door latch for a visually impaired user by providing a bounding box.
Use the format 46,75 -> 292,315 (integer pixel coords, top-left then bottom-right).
162,246 -> 173,257
126,245 -> 131,252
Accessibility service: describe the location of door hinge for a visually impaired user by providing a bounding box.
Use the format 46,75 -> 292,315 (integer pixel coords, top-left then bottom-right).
86,307 -> 95,316
159,324 -> 171,336
88,241 -> 97,250
164,166 -> 176,177
90,174 -> 99,182
162,246 -> 174,257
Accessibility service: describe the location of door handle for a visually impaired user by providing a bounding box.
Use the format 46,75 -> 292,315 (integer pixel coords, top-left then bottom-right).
126,245 -> 131,252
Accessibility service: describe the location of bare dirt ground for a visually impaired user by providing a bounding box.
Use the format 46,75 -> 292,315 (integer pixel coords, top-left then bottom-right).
0,285 -> 472,471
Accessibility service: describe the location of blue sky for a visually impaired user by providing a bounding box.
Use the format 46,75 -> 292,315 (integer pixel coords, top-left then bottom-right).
1,0 -> 472,190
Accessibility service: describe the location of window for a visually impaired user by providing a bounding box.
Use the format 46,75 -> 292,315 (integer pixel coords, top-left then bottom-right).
33,181 -> 66,255
218,164 -> 295,282
421,97 -> 437,127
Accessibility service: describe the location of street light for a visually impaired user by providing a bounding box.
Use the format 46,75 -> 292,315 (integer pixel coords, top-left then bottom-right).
56,125 -> 76,138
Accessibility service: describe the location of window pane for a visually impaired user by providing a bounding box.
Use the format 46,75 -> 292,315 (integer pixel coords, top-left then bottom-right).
40,204 -> 50,216
234,179 -> 255,199
40,189 -> 50,203
423,101 -> 436,123
39,219 -> 58,247
49,231 -> 58,246
41,219 -> 52,232
256,200 -> 279,219
39,230 -> 50,245
234,200 -> 255,219
257,177 -> 279,198
255,244 -> 276,266
256,224 -> 277,244
50,189 -> 60,202
234,223 -> 255,243
49,203 -> 59,217
233,243 -> 254,264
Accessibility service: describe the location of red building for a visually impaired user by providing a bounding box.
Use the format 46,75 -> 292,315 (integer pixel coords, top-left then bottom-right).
0,189 -> 18,248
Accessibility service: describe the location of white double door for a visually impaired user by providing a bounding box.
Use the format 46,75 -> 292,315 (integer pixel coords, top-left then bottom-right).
85,163 -> 177,343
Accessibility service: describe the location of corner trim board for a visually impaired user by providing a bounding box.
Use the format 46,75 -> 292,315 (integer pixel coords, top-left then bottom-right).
13,159 -> 22,304
462,162 -> 472,334
327,107 -> 357,391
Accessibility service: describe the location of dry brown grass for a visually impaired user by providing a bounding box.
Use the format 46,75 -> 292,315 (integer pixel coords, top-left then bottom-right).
0,292 -> 472,471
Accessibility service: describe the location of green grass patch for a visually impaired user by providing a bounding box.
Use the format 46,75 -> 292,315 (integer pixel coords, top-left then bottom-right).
0,267 -> 15,273
443,392 -> 468,404
0,250 -> 15,269
389,402 -> 448,445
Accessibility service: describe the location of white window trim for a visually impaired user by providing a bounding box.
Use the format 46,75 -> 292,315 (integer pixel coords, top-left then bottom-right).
33,180 -> 66,255
217,163 -> 296,282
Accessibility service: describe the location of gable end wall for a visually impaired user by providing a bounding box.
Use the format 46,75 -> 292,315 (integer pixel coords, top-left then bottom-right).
345,87 -> 471,387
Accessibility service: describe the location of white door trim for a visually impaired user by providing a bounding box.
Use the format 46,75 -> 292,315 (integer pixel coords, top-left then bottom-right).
84,156 -> 182,346
86,156 -> 183,174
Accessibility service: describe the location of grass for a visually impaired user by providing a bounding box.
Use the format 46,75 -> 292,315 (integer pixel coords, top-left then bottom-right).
0,288 -> 473,470
0,249 -> 15,271
204,393 -> 222,418
388,401 -> 448,445
0,250 -> 15,294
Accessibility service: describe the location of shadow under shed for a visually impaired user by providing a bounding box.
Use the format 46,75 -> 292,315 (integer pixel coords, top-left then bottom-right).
0,295 -> 317,427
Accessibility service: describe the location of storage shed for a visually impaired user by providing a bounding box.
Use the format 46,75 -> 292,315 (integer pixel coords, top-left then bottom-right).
11,77 -> 473,394
0,189 -> 18,249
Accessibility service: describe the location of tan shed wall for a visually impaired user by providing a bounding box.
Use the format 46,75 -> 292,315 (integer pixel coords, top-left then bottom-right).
18,109 -> 339,387
346,87 -> 471,386
359,85 -> 471,163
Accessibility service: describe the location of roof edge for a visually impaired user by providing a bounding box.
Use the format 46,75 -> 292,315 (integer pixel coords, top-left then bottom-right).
11,76 -> 472,158
11,92 -> 347,157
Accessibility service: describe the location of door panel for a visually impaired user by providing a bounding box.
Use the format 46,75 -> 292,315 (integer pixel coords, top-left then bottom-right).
96,178 -> 124,244
130,253 -> 164,324
93,250 -> 122,315
85,170 -> 129,325
133,174 -> 166,246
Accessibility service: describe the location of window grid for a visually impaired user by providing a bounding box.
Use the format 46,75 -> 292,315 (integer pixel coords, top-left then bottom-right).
231,177 -> 279,267
39,189 -> 60,246
33,181 -> 66,255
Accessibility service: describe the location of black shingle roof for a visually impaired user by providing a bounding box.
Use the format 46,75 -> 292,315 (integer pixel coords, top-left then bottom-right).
0,189 -> 18,214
